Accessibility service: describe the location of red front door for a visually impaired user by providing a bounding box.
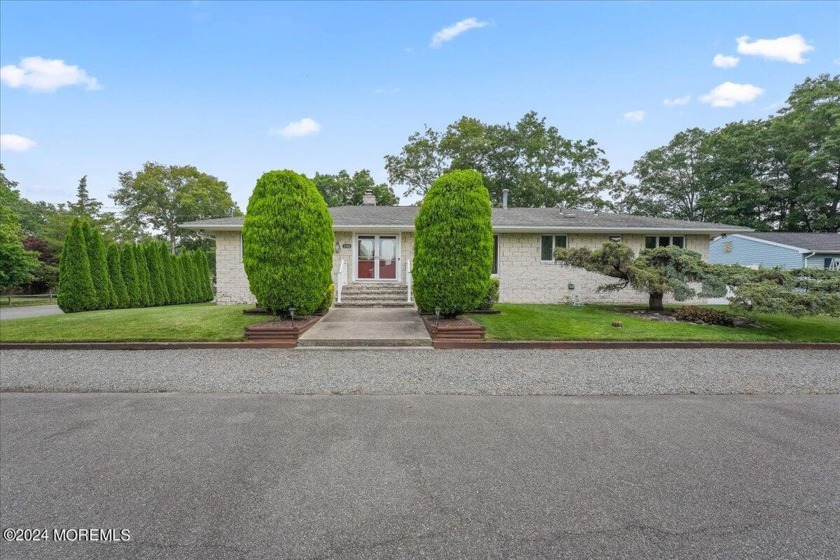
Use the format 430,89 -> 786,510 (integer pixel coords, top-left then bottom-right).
356,235 -> 398,281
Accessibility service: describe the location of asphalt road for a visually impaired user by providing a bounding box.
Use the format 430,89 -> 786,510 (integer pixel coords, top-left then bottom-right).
1,393 -> 838,559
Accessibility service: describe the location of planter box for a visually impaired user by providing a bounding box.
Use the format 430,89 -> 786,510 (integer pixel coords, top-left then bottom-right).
422,316 -> 486,341
244,315 -> 321,347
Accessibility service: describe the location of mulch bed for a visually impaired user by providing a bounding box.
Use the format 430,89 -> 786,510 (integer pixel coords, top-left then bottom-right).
614,307 -> 755,328
422,315 -> 486,341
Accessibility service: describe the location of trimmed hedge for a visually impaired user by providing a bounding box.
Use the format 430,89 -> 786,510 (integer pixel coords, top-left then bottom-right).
58,221 -> 206,312
57,218 -> 97,313
413,170 -> 494,316
107,243 -> 130,309
121,244 -> 142,308
243,170 -> 334,315
83,221 -> 115,309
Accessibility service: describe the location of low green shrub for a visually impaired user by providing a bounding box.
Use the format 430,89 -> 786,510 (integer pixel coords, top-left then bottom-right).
675,306 -> 735,326
318,283 -> 334,313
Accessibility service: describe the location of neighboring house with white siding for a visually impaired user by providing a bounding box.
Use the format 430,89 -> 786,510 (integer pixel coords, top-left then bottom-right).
181,201 -> 750,307
710,232 -> 840,270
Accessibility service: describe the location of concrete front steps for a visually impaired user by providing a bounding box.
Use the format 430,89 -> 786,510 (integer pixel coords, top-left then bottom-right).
335,283 -> 413,308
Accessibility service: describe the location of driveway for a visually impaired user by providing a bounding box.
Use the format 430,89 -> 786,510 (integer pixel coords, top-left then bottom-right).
0,305 -> 62,321
1,393 -> 837,559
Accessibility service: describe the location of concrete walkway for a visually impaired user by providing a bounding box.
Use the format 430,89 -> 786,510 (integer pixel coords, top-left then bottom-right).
0,304 -> 63,321
298,307 -> 432,347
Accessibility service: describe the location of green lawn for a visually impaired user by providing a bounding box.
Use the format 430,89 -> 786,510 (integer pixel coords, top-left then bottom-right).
469,304 -> 840,342
0,304 -> 267,342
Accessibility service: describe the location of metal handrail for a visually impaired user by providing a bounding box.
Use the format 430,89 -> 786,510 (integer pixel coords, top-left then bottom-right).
336,260 -> 347,303
405,259 -> 412,303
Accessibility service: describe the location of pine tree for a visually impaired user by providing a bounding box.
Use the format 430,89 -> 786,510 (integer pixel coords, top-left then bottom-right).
144,242 -> 167,307
57,218 -> 97,313
83,222 -> 115,309
107,243 -> 130,308
121,244 -> 142,308
136,244 -> 152,306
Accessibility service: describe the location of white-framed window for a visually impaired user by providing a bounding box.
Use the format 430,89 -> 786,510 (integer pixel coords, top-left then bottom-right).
541,235 -> 567,261
608,235 -> 622,243
825,257 -> 839,270
645,235 -> 685,249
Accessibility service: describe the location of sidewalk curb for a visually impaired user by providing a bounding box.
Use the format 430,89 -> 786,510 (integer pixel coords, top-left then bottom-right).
2,341 -> 840,350
432,340 -> 840,350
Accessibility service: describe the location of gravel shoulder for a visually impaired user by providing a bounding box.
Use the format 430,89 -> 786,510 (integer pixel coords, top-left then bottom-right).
1,348 -> 838,395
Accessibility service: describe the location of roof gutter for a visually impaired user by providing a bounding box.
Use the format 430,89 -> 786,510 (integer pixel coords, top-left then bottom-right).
182,224 -> 750,235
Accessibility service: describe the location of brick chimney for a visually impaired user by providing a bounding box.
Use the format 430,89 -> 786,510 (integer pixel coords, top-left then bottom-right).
362,190 -> 377,206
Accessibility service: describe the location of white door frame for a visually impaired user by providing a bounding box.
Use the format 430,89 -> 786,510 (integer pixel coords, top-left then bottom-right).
352,233 -> 401,282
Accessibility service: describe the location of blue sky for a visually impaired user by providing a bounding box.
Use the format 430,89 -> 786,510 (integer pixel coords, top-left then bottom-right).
1,1 -> 838,209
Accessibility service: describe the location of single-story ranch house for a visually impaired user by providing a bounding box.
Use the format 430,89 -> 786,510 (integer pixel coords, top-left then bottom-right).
181,198 -> 751,306
710,232 -> 840,270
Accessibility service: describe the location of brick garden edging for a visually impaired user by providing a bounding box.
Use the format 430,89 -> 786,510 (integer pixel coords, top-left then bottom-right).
243,315 -> 322,347
421,315 -> 486,341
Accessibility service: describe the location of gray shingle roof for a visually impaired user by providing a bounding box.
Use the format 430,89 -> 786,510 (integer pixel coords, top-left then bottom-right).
736,232 -> 840,252
180,206 -> 752,233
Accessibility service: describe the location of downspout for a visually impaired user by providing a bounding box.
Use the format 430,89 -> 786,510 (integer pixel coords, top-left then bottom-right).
802,251 -> 815,268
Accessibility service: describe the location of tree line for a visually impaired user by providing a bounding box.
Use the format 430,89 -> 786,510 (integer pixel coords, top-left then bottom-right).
58,218 -> 213,313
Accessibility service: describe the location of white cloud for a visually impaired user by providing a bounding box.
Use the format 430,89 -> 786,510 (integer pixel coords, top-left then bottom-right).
736,34 -> 814,64
375,87 -> 400,95
623,110 -> 646,122
712,54 -> 739,68
663,95 -> 691,107
700,82 -> 764,108
430,18 -> 489,48
269,117 -> 321,138
0,133 -> 37,152
0,56 -> 101,92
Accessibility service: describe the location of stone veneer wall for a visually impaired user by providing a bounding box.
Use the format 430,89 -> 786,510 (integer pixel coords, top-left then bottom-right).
212,230 -> 711,305
495,233 -> 711,305
214,231 -> 256,305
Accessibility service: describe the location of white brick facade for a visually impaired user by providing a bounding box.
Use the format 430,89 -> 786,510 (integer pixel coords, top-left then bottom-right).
212,230 -> 711,306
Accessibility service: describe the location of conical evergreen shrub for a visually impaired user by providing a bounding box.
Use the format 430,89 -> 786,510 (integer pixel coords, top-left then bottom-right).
136,245 -> 152,306
243,170 -> 333,315
181,252 -> 198,303
413,169 -> 494,315
57,218 -> 98,313
84,223 -> 116,309
107,243 -> 130,309
121,244 -> 142,308
158,242 -> 177,305
196,250 -> 214,301
171,251 -> 186,304
144,242 -> 167,307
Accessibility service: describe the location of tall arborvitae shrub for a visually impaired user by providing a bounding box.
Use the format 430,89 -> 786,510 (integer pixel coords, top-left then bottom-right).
159,242 -> 177,305
196,250 -> 214,301
136,244 -> 152,306
243,170 -> 333,315
107,243 -> 130,309
84,223 -> 116,309
145,242 -> 167,307
413,169 -> 494,316
57,218 -> 98,313
184,253 -> 200,303
170,250 -> 186,304
121,244 -> 142,308
188,252 -> 203,303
